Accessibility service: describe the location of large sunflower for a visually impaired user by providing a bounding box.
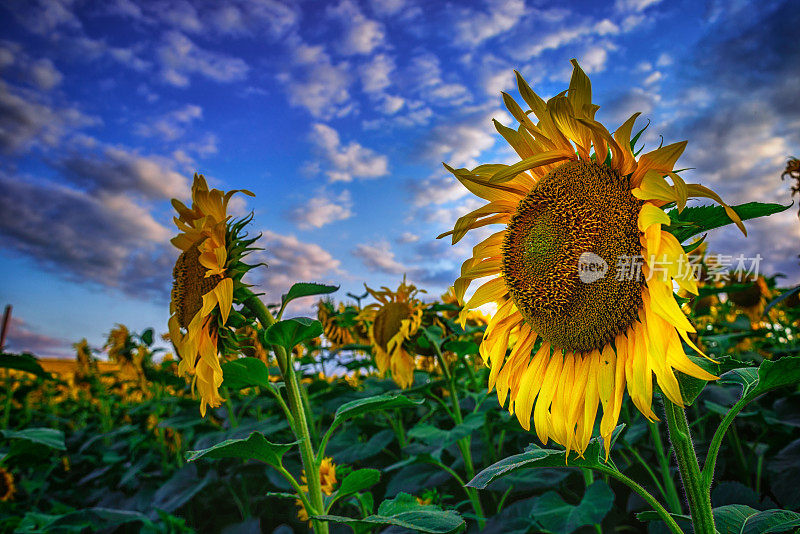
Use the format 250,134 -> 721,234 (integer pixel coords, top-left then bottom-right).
168,174 -> 255,416
440,60 -> 746,457
359,278 -> 426,388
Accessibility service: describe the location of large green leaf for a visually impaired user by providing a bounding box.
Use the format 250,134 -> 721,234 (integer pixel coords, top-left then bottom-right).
262,317 -> 322,353
317,493 -> 464,533
221,357 -> 272,389
408,411 -> 484,447
714,504 -> 800,534
331,393 -> 423,429
186,431 -> 297,468
279,282 -> 339,316
16,508 -> 155,533
2,427 -> 66,451
665,202 -> 790,243
531,481 -> 614,534
719,357 -> 800,403
467,427 -> 623,489
675,355 -> 747,406
0,353 -> 51,379
327,468 -> 382,510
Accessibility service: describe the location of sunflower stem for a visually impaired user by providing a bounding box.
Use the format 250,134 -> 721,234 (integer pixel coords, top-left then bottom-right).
431,339 -> 486,530
243,291 -> 328,533
664,400 -> 714,534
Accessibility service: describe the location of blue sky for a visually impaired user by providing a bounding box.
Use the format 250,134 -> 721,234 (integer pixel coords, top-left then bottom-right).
1,0 -> 798,358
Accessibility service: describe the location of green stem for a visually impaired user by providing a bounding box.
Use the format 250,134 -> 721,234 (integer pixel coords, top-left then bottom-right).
648,421 -> 682,514
664,400 -> 714,534
244,291 -> 328,534
620,438 -> 668,510
593,464 -> 683,534
701,398 -> 747,490
431,340 -> 485,530
222,386 -> 238,428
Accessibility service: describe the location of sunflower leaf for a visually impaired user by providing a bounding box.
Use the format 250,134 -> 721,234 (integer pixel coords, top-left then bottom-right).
1,427 -> 66,451
712,505 -> 800,534
185,430 -> 297,468
665,202 -> 790,243
467,426 -> 625,489
315,493 -> 464,534
278,282 -> 339,318
262,317 -> 322,353
221,357 -> 272,390
0,352 -> 51,379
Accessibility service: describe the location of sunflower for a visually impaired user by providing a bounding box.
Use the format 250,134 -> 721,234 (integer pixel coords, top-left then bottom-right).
168,174 -> 256,416
296,457 -> 338,523
359,278 -> 426,388
439,60 -> 746,457
726,276 -> 772,326
0,467 -> 15,502
318,299 -> 354,348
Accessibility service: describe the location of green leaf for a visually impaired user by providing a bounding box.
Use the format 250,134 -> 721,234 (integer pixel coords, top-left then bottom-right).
0,353 -> 51,379
316,493 -> 464,534
186,431 -> 297,468
408,411 -> 484,447
442,340 -> 479,357
714,504 -> 800,534
279,282 -> 339,316
530,481 -> 614,534
2,427 -> 66,451
332,393 -> 423,428
329,469 -> 381,509
719,357 -> 800,403
676,355 -> 747,406
222,357 -> 272,389
665,202 -> 790,243
262,317 -> 322,353
140,328 -> 154,346
467,427 -> 624,489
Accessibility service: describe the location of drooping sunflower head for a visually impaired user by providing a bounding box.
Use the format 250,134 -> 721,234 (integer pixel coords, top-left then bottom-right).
440,60 -> 746,457
359,277 -> 426,388
296,457 -> 338,523
0,467 -> 15,502
317,299 -> 354,349
168,174 -> 257,416
105,324 -> 131,363
727,276 -> 772,326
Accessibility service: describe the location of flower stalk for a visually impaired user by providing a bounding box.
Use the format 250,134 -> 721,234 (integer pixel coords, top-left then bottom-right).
664,400 -> 714,534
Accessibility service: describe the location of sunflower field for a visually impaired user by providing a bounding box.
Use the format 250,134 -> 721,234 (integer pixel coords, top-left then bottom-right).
2,62 -> 800,534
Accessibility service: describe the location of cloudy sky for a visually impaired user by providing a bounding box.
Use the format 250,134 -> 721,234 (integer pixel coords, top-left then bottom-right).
1,0 -> 798,358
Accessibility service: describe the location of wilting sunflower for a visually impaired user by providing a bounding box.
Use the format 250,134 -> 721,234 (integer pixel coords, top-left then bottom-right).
0,467 -> 15,502
727,276 -> 772,326
318,299 -> 354,348
168,174 -> 257,416
440,60 -> 746,457
359,278 -> 426,388
296,457 -> 338,523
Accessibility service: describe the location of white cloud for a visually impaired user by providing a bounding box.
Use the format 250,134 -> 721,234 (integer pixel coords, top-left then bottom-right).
353,240 -> 407,274
58,145 -> 190,199
454,0 -> 526,46
423,108 -> 499,168
252,230 -> 343,306
370,0 -> 406,16
289,189 -> 353,229
408,174 -> 469,206
278,39 -> 352,119
310,123 -> 389,182
134,104 -> 203,141
397,231 -> 419,243
359,53 -> 394,94
328,0 -> 386,55
615,0 -> 662,13
157,31 -> 249,87
0,81 -> 98,154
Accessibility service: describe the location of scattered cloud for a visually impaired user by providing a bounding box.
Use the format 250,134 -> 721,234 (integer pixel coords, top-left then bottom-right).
397,231 -> 419,243
0,82 -> 98,154
289,189 -> 354,229
134,104 -> 203,142
328,0 -> 386,55
0,172 -> 174,297
57,145 -> 190,199
277,39 -> 353,119
353,240 -> 407,274
252,230 -> 342,306
422,108 -> 501,168
3,316 -> 71,357
453,0 -> 527,47
157,31 -> 249,87
310,123 -> 389,182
